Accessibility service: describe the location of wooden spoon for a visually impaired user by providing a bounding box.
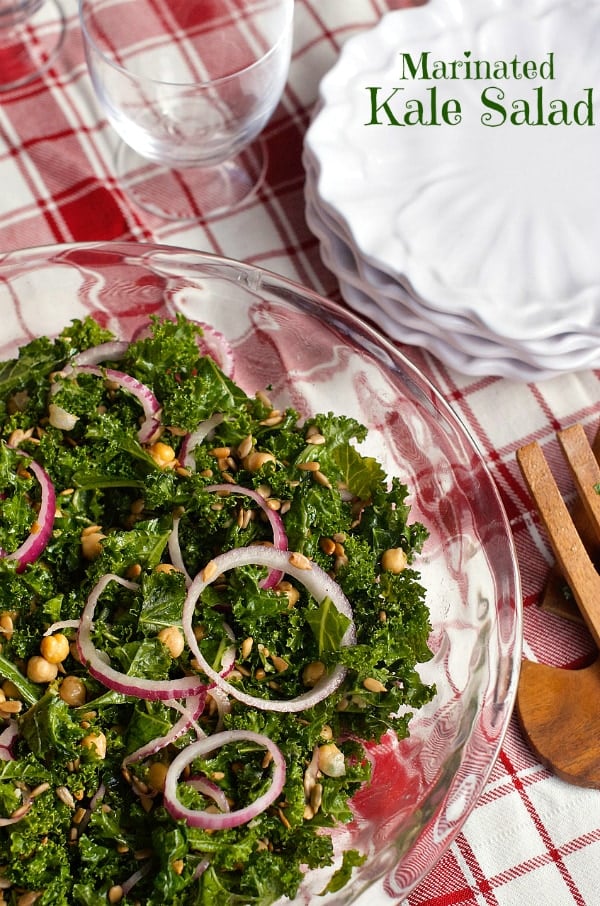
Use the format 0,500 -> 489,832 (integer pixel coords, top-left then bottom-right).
516,424 -> 600,788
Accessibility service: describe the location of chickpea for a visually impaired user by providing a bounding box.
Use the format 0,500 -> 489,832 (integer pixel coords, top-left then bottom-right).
59,676 -> 87,707
81,530 -> 105,560
81,731 -> 107,759
27,656 -> 59,684
243,451 -> 276,472
317,743 -> 346,778
147,761 -> 169,793
302,660 -> 326,687
381,547 -> 408,574
157,626 -> 185,659
275,581 -> 300,608
149,441 -> 176,469
40,632 -> 70,664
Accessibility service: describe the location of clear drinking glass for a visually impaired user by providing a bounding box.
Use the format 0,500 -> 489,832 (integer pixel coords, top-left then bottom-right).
0,0 -> 66,90
79,0 -> 294,221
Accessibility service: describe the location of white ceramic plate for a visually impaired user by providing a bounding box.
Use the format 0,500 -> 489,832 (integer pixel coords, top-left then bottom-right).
304,153 -> 600,379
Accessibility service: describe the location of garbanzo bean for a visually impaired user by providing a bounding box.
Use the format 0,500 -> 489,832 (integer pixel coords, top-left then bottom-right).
302,660 -> 325,687
148,441 -> 176,469
381,547 -> 408,574
59,675 -> 87,707
157,626 -> 185,659
40,632 -> 70,664
81,530 -> 105,560
81,731 -> 107,759
27,656 -> 59,684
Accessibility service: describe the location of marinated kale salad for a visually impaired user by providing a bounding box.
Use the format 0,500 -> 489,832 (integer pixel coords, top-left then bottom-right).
0,315 -> 434,906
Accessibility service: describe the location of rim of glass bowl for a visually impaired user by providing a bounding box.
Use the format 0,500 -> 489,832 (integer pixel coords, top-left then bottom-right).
78,0 -> 295,88
0,240 -> 523,901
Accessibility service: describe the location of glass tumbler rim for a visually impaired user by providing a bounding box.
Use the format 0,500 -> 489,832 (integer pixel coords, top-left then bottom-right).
78,0 -> 294,89
0,0 -> 44,27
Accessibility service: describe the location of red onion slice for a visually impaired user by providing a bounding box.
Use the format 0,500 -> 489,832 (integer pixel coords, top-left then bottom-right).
77,574 -> 207,702
43,619 -> 80,636
168,484 -> 288,590
182,547 -> 356,713
52,363 -> 161,445
187,776 -> 230,814
121,862 -> 152,897
71,341 -> 129,367
1,450 -> 56,574
0,720 -> 19,762
167,514 -> 193,587
179,413 -> 224,471
73,365 -> 162,444
205,484 -> 287,590
163,730 -> 285,830
122,694 -> 207,768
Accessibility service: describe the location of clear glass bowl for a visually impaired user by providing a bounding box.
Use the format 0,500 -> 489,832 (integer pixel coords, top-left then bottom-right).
0,240 -> 522,904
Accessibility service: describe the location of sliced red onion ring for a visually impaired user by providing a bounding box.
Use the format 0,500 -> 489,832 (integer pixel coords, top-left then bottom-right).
77,574 -> 207,702
163,730 -> 285,830
0,720 -> 19,762
167,696 -> 207,742
122,695 -> 207,768
121,861 -> 152,897
43,619 -> 80,636
77,365 -> 162,444
187,776 -> 230,814
182,547 -> 355,713
179,413 -> 224,471
167,514 -> 192,587
89,782 -> 106,812
193,858 -> 210,881
208,686 -> 231,732
206,484 -> 287,590
53,364 -> 161,444
168,484 -> 288,590
71,341 -> 129,367
1,449 -> 56,574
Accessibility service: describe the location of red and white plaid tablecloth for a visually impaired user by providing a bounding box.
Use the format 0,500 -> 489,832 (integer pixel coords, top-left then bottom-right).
1,1 -> 599,904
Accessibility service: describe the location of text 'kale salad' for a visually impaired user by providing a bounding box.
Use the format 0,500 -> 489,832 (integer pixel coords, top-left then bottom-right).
0,315 -> 434,906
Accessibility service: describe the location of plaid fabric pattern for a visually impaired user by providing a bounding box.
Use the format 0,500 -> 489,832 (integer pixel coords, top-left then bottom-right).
1,1 -> 599,903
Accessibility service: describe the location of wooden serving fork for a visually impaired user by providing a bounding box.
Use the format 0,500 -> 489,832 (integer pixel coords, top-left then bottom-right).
516,424 -> 600,788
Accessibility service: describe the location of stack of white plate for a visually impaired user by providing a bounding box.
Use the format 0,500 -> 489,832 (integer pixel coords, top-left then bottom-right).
304,0 -> 600,380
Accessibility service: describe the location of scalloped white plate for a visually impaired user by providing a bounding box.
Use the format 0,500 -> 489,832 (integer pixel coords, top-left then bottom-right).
304,155 -> 600,378
305,0 -> 600,352
306,176 -> 600,379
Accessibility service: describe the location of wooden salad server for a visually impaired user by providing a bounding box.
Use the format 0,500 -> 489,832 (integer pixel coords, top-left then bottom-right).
516,424 -> 600,788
